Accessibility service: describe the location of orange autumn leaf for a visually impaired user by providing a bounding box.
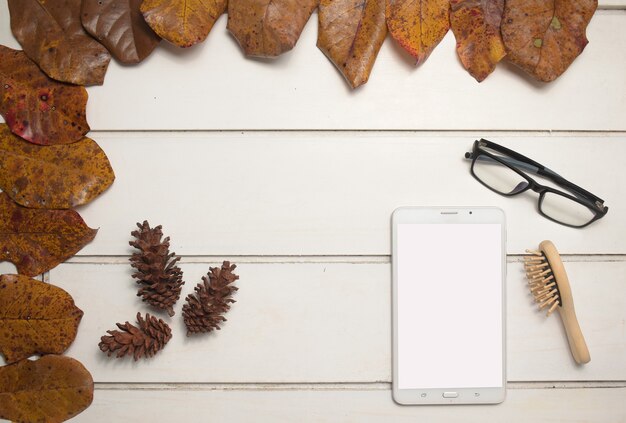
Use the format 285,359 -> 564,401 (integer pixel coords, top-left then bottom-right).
0,46 -> 89,145
0,193 -> 97,276
141,0 -> 227,48
501,0 -> 597,82
82,0 -> 161,63
386,0 -> 449,64
8,0 -> 111,86
0,124 -> 115,209
0,355 -> 93,422
228,0 -> 319,57
318,0 -> 387,88
450,0 -> 506,82
0,274 -> 83,364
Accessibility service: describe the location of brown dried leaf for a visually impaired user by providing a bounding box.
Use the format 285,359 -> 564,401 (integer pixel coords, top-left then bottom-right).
141,0 -> 227,48
0,355 -> 93,422
228,0 -> 318,57
8,0 -> 111,86
386,0 -> 450,64
0,46 -> 89,146
501,0 -> 597,82
0,193 -> 97,277
318,0 -> 387,88
0,274 -> 83,364
450,0 -> 506,82
82,0 -> 161,63
0,124 -> 115,209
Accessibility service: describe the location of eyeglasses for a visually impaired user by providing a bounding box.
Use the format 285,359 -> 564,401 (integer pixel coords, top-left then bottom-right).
464,139 -> 608,228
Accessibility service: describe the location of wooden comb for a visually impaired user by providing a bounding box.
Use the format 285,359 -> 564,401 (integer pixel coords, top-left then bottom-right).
524,240 -> 591,364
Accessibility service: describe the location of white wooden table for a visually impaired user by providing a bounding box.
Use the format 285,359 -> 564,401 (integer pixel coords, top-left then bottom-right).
1,1 -> 625,421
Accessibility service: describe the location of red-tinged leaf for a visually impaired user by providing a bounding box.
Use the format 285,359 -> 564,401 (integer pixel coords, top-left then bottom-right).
386,0 -> 450,64
0,124 -> 115,209
141,0 -> 227,48
0,274 -> 83,364
228,0 -> 319,57
8,0 -> 111,86
0,193 -> 97,277
450,0 -> 506,82
0,355 -> 94,423
501,0 -> 597,82
318,0 -> 387,88
82,0 -> 161,63
0,46 -> 89,145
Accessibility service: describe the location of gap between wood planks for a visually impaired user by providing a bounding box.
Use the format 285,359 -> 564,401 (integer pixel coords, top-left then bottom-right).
92,381 -> 626,391
84,130 -> 626,137
57,255 -> 626,267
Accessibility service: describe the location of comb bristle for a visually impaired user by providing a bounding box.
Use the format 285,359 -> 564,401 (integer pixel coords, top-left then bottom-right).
535,289 -> 556,302
525,249 -> 542,256
547,301 -> 559,315
524,250 -> 562,315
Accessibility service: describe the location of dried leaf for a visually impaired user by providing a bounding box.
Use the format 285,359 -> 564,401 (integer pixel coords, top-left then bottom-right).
228,0 -> 319,57
501,0 -> 597,82
317,0 -> 387,88
318,0 -> 387,88
0,124 -> 115,209
8,0 -> 111,85
0,355 -> 93,422
386,0 -> 450,64
82,0 -> 161,63
0,193 -> 97,276
0,274 -> 83,364
0,46 -> 89,146
450,0 -> 506,82
141,0 -> 226,48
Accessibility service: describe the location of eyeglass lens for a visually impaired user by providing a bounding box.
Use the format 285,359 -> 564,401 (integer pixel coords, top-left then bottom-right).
540,192 -> 596,227
472,153 -> 596,227
471,156 -> 529,195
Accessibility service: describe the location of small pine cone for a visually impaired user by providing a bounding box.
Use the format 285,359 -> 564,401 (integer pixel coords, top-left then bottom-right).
182,261 -> 239,336
130,221 -> 184,316
98,312 -> 172,361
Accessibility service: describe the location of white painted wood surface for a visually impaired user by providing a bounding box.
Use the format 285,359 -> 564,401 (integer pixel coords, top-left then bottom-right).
69,133 -> 625,257
0,1 -> 625,422
45,260 -> 626,383
75,387 -> 626,423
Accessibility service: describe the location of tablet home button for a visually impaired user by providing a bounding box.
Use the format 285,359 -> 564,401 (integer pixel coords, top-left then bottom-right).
442,392 -> 458,398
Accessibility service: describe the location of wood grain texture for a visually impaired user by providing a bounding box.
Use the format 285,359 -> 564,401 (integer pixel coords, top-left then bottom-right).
0,5 -> 624,130
44,260 -> 626,383
73,387 -> 626,422
70,134 -> 625,256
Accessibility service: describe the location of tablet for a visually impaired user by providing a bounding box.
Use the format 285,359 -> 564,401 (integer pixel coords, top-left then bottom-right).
392,207 -> 506,405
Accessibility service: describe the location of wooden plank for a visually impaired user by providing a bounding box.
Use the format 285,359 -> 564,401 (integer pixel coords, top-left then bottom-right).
73,387 -> 626,422
602,0 -> 626,8
0,8 -> 624,131
69,134 -> 625,256
41,260 -> 626,383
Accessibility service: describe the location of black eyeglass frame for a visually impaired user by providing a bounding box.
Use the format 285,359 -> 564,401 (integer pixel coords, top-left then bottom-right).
465,139 -> 608,228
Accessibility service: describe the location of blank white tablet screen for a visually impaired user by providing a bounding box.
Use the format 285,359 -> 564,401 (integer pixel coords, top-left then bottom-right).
397,223 -> 503,389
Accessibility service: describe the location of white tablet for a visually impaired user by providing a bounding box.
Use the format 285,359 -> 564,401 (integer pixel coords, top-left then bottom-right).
392,207 -> 506,405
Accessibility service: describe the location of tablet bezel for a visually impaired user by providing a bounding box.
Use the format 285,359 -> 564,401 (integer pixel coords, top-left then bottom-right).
391,206 -> 507,405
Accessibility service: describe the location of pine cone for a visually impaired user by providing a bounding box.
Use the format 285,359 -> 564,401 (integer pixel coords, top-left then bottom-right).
182,261 -> 239,336
129,221 -> 184,316
98,312 -> 172,361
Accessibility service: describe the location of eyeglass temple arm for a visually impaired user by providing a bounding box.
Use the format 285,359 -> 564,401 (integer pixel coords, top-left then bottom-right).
470,139 -> 606,207
467,154 -> 558,177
